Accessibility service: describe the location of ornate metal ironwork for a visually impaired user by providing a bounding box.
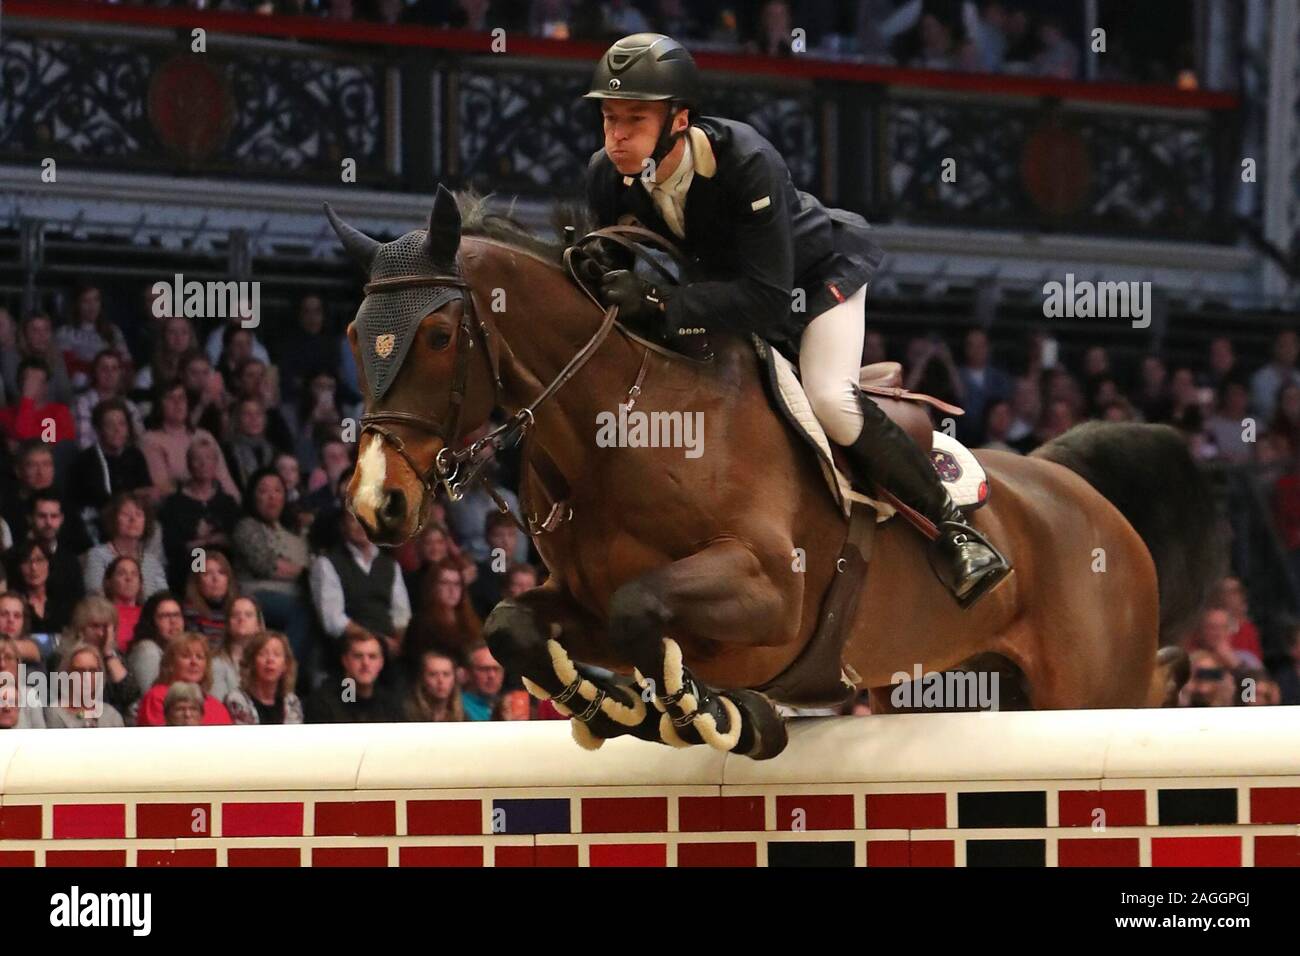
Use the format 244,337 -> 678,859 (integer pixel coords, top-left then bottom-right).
454,68 -> 601,193
885,96 -> 1227,240
0,30 -> 387,181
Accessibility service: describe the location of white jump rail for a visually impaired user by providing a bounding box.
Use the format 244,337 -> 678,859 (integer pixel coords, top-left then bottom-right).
2,709 -> 1298,867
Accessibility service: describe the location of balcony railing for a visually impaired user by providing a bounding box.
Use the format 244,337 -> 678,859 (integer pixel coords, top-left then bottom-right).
1,1 -> 1240,243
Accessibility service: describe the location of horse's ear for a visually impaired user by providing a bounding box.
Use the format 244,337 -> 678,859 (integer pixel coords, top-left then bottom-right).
424,184 -> 462,265
323,203 -> 380,272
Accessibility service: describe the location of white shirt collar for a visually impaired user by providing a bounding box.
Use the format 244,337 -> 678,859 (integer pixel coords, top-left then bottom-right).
641,134 -> 694,200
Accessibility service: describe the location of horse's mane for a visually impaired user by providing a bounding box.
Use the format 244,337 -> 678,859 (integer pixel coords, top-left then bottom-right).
456,189 -> 594,265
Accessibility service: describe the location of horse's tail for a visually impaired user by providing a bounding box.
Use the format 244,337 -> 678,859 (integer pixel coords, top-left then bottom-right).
1030,421 -> 1225,646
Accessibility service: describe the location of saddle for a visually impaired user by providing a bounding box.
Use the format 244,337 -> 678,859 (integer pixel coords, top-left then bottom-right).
757,339 -> 991,523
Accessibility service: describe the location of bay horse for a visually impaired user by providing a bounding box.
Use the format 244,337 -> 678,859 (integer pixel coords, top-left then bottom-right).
329,187 -> 1219,759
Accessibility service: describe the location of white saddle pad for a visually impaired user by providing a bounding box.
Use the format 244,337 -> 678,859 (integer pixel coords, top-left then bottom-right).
759,338 -> 989,521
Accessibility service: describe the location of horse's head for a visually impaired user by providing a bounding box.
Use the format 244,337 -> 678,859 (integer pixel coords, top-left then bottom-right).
327,185 -> 500,545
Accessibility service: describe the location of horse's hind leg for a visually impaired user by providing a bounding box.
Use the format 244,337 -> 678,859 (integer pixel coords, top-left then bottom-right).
607,539 -> 791,760
484,584 -> 661,748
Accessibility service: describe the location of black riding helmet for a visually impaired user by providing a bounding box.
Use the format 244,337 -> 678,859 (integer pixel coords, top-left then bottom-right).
585,33 -> 700,167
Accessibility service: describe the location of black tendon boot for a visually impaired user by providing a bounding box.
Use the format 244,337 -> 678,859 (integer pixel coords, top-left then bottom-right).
842,394 -> 1011,607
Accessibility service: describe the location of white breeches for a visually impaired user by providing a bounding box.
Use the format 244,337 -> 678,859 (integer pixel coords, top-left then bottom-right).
798,285 -> 867,446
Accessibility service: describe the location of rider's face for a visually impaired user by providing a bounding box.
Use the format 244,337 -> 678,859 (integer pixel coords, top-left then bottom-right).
602,100 -> 682,177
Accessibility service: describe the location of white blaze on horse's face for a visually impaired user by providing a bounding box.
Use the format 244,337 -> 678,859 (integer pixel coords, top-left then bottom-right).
353,432 -> 388,527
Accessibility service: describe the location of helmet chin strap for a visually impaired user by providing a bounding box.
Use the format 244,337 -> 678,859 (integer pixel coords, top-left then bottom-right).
648,101 -> 686,171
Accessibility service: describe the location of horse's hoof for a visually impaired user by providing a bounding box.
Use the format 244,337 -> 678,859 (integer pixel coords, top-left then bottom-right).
571,719 -> 605,750
724,689 -> 788,760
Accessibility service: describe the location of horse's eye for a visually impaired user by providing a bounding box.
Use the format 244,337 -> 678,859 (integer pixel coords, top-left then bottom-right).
430,329 -> 452,350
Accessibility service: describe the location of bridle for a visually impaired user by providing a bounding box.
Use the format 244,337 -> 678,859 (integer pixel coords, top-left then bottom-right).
357,226 -> 690,534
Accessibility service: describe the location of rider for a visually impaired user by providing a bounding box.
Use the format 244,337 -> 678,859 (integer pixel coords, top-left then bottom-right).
583,33 -> 1010,608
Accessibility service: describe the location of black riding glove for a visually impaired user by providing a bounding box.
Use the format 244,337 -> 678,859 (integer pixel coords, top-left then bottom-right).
598,270 -> 673,329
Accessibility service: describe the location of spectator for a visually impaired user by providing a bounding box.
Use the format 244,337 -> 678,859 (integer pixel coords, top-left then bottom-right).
59,595 -> 140,716
273,294 -> 338,405
8,540 -> 69,636
139,380 -> 240,499
230,358 -> 293,450
446,446 -> 527,563
306,437 -> 354,496
1167,367 -> 1205,435
1202,335 -> 1243,393
461,642 -> 504,721
1274,449 -> 1300,591
1192,605 -> 1262,674
181,550 -> 240,646
133,315 -> 198,395
22,494 -> 85,613
751,0 -> 794,57
970,0 -> 1008,71
1273,623 -> 1300,705
1182,649 -> 1234,707
469,512 -> 523,617
73,350 -> 145,447
103,555 -> 144,648
304,632 -> 404,723
957,329 -> 1012,445
980,399 -> 1017,453
0,676 -> 20,730
1211,577 -> 1263,661
66,398 -> 154,523
1250,330 -> 1300,422
305,465 -> 355,553
1268,382 -> 1300,452
1035,398 -> 1077,445
135,632 -> 233,726
0,630 -> 48,728
159,437 -> 241,589
530,0 -> 575,37
205,314 -> 270,370
0,592 -> 41,667
43,642 -> 125,728
123,591 -> 186,692
1,443 -> 78,547
223,396 -> 279,490
209,595 -> 264,702
1,312 -> 74,406
504,562 -> 539,600
310,508 -> 411,668
1136,355 -> 1172,423
284,372 -> 344,476
904,336 -> 963,408
1032,16 -> 1079,79
0,358 -> 76,449
232,468 -> 312,670
224,630 -> 304,724
600,0 -> 648,35
406,558 -> 482,668
178,349 -> 227,438
82,493 -> 168,598
403,649 -> 466,721
55,282 -> 130,385
162,681 -> 205,726
1204,381 -> 1255,464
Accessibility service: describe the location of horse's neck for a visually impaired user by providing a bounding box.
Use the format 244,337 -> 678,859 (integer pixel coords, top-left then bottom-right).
480,256 -> 633,472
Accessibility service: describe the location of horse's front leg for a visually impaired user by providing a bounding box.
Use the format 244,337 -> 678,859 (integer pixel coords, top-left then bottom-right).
608,538 -> 791,760
483,583 -> 661,749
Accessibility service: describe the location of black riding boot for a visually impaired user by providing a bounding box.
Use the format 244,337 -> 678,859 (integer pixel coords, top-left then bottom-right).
842,393 -> 1011,608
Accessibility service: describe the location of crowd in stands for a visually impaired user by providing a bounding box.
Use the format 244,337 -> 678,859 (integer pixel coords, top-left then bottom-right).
82,0 -> 1201,87
0,283 -> 551,729
1,275 -> 1297,729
